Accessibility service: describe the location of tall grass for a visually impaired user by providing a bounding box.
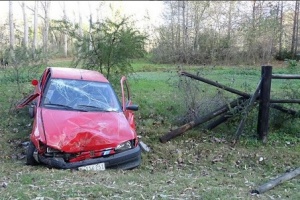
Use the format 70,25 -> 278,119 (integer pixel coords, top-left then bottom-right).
0,58 -> 299,199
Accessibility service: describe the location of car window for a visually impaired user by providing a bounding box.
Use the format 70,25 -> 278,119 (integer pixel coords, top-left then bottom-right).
42,78 -> 122,112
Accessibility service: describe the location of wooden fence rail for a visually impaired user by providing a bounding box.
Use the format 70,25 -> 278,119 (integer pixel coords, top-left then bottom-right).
159,66 -> 300,143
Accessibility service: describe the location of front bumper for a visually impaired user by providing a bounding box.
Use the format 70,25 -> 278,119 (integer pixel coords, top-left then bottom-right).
38,146 -> 141,170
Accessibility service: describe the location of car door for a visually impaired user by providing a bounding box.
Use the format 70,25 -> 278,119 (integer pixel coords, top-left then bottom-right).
120,76 -> 136,130
16,93 -> 40,109
16,68 -> 51,109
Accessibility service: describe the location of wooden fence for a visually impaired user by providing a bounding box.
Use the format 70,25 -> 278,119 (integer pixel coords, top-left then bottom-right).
160,66 -> 300,144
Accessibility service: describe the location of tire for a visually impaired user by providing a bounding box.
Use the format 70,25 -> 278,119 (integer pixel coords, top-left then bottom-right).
28,106 -> 35,118
26,141 -> 38,165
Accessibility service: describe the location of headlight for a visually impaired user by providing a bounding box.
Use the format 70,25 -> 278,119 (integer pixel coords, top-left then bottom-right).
115,141 -> 132,152
46,147 -> 61,153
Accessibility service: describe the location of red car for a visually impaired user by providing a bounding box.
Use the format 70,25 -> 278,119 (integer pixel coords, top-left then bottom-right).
17,67 -> 141,170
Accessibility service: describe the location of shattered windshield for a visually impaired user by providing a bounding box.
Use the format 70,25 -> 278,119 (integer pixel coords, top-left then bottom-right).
42,79 -> 122,112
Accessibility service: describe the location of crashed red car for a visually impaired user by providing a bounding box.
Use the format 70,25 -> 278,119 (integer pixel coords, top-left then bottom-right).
17,67 -> 141,170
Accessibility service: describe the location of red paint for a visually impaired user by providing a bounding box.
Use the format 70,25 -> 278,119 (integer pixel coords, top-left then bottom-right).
50,67 -> 109,82
17,67 -> 139,165
41,108 -> 135,152
31,79 -> 38,86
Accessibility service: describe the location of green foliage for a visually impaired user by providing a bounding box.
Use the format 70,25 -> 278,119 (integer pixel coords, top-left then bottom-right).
0,59 -> 299,199
275,49 -> 294,61
285,59 -> 298,72
1,47 -> 47,92
0,46 -> 48,116
53,15 -> 147,81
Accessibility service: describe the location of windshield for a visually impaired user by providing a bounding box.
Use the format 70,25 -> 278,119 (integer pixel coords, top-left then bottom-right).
42,78 -> 122,112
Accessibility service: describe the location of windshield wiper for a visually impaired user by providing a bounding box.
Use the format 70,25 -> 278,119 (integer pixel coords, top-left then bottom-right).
76,104 -> 115,112
43,103 -> 87,112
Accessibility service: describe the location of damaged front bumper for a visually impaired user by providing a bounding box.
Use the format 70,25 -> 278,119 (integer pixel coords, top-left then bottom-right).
37,146 -> 141,170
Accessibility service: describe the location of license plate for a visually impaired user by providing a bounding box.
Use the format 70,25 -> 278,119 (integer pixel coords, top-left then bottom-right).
78,163 -> 105,171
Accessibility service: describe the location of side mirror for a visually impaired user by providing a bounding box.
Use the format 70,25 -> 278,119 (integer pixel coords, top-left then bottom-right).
31,79 -> 38,86
126,105 -> 139,111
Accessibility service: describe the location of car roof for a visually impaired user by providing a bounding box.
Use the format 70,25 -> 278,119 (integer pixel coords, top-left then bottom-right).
49,67 -> 109,83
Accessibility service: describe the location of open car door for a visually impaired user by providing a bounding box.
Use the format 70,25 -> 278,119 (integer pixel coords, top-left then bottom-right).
16,93 -> 39,109
120,76 -> 138,130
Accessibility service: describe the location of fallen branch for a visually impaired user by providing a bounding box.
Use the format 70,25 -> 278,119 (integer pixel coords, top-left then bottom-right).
251,167 -> 300,194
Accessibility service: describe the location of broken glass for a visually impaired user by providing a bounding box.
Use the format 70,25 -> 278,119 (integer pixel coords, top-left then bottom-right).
42,79 -> 121,112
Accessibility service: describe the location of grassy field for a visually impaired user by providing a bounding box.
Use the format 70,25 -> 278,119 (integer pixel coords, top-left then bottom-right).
0,58 -> 299,199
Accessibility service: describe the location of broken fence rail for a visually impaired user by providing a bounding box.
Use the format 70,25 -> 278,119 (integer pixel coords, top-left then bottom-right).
251,167 -> 300,194
159,69 -> 300,143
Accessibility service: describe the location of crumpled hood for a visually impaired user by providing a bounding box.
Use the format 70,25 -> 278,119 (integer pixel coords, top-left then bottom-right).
41,108 -> 135,153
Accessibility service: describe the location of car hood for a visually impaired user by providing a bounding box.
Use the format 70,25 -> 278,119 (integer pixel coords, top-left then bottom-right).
41,108 -> 135,153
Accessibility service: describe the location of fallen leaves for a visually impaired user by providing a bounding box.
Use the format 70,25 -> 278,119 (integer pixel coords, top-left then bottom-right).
1,181 -> 8,188
211,155 -> 224,164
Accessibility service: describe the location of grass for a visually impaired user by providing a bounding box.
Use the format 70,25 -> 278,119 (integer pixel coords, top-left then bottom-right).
0,58 -> 299,199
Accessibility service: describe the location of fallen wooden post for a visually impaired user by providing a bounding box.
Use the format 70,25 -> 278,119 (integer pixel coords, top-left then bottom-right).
205,99 -> 249,130
164,69 -> 300,143
269,104 -> 298,116
234,79 -> 262,144
251,167 -> 300,194
205,114 -> 230,131
159,97 -> 246,143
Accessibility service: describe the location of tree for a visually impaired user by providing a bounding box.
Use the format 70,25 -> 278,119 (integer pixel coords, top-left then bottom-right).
278,1 -> 284,56
33,1 -> 38,52
78,1 -> 83,38
51,4 -> 146,77
63,2 -> 68,57
70,16 -> 147,79
9,1 -> 15,50
41,1 -> 51,59
153,1 -> 296,65
291,1 -> 299,58
21,2 -> 28,48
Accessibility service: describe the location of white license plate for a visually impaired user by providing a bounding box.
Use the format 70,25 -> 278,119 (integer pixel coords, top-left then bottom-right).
78,163 -> 105,171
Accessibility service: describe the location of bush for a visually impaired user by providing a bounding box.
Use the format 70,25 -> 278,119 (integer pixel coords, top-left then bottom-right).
275,49 -> 300,61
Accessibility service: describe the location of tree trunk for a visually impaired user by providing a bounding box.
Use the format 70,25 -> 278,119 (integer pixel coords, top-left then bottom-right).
227,2 -> 233,42
170,2 -> 175,52
193,3 -> 200,53
78,1 -> 83,38
33,1 -> 38,52
249,0 -> 256,63
9,1 -> 15,50
278,1 -> 283,56
296,2 -> 299,56
21,2 -> 28,48
42,1 -> 51,58
89,3 -> 93,51
176,1 -> 181,51
291,1 -> 299,58
63,2 -> 68,58
182,0 -> 187,63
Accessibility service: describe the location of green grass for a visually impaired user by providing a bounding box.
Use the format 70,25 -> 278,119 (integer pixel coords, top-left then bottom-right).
0,58 -> 299,199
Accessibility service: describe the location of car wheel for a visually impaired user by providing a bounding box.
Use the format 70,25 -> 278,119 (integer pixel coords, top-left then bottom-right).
26,141 -> 38,165
28,106 -> 35,118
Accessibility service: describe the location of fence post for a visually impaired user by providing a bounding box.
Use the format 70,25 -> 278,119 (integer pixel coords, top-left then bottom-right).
257,66 -> 272,143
